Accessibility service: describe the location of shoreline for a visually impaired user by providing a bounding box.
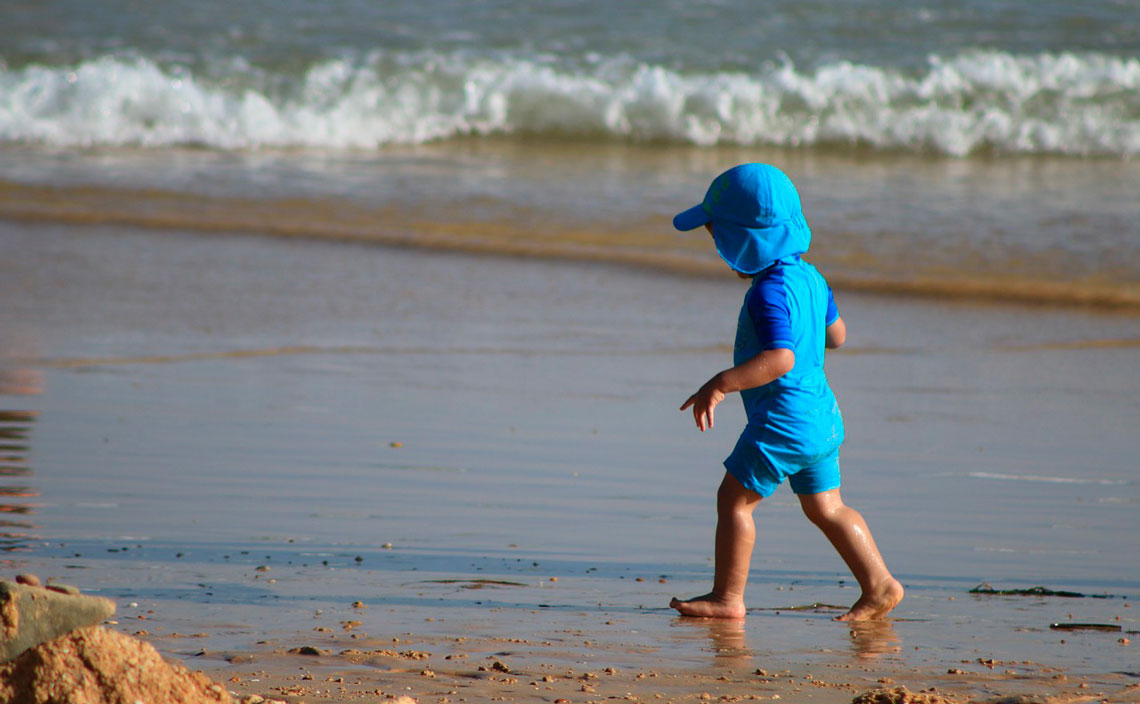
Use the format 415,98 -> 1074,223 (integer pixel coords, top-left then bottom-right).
3,181 -> 1140,313
4,135 -> 1140,313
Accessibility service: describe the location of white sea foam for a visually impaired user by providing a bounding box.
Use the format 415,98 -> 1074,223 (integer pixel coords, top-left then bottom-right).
968,472 -> 1129,486
1,50 -> 1137,156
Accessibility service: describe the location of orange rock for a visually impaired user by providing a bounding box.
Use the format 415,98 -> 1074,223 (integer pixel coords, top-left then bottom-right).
0,626 -> 233,703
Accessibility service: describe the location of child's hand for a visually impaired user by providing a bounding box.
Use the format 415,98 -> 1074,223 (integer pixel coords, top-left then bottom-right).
680,378 -> 726,432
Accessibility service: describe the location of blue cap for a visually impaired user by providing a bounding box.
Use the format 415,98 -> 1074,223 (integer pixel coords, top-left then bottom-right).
673,163 -> 811,275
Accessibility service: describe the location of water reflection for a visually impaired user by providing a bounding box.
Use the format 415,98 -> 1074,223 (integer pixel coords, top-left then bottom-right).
670,616 -> 752,667
702,618 -> 751,664
672,614 -> 902,667
0,368 -> 42,561
846,620 -> 902,659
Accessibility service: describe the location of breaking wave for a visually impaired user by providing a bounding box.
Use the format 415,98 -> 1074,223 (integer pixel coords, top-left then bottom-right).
2,49 -> 1138,156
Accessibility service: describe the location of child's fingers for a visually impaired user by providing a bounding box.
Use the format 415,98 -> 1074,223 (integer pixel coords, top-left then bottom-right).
682,391 -> 718,431
694,404 -> 713,432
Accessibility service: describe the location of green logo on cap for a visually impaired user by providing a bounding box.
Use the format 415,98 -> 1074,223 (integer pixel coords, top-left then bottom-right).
704,173 -> 729,213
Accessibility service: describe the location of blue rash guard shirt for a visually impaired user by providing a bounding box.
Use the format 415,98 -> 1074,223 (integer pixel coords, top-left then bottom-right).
724,255 -> 845,496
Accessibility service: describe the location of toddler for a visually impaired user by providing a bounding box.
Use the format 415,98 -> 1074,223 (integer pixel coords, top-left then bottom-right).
671,164 -> 903,621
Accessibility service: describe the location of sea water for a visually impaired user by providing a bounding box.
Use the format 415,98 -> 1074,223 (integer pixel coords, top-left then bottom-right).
3,0 -> 1138,155
2,1 -> 1140,304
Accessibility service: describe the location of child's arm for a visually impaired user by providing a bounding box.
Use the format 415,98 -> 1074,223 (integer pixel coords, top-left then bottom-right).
826,316 -> 846,349
680,348 -> 795,432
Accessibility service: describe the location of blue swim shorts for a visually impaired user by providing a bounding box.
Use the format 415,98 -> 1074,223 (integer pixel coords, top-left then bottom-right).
724,424 -> 842,497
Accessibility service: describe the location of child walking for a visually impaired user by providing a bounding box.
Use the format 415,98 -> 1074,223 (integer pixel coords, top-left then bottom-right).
670,164 -> 903,621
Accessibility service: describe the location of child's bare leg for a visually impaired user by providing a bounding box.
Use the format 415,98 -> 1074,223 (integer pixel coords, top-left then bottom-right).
798,489 -> 903,621
671,473 -> 761,619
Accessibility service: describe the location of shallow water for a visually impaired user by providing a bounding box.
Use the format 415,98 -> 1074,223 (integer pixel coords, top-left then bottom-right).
4,142 -> 1139,309
2,221 -> 1137,680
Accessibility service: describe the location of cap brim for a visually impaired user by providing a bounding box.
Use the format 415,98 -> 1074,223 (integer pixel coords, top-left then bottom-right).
672,203 -> 710,231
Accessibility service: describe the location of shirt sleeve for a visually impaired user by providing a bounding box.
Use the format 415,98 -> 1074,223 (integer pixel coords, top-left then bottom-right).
746,275 -> 794,351
825,286 -> 839,327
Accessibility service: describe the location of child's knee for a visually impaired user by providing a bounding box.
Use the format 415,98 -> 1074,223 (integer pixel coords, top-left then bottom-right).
798,490 -> 844,526
717,472 -> 760,513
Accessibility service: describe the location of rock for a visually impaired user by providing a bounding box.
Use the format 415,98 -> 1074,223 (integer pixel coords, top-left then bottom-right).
0,625 -> 234,703
1,580 -> 116,663
852,687 -> 963,704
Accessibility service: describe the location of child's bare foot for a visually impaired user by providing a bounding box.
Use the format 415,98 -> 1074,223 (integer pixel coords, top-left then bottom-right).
669,593 -> 746,619
834,578 -> 904,621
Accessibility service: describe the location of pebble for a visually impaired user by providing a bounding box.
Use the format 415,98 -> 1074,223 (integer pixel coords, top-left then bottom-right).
45,583 -> 81,596
287,646 -> 324,656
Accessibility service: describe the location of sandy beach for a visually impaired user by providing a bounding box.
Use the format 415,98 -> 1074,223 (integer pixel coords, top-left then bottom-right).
196,618 -> 1138,704
3,217 -> 1138,702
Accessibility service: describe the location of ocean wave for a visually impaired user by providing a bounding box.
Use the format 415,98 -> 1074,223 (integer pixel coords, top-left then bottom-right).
1,49 -> 1138,156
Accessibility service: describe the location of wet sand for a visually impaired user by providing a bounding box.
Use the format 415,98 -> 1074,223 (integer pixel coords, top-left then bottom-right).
194,622 -> 1138,704
2,220 -> 1138,702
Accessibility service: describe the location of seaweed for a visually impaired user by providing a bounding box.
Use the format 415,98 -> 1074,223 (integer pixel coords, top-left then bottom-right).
969,582 -> 1113,598
423,579 -> 527,588
1049,622 -> 1122,632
